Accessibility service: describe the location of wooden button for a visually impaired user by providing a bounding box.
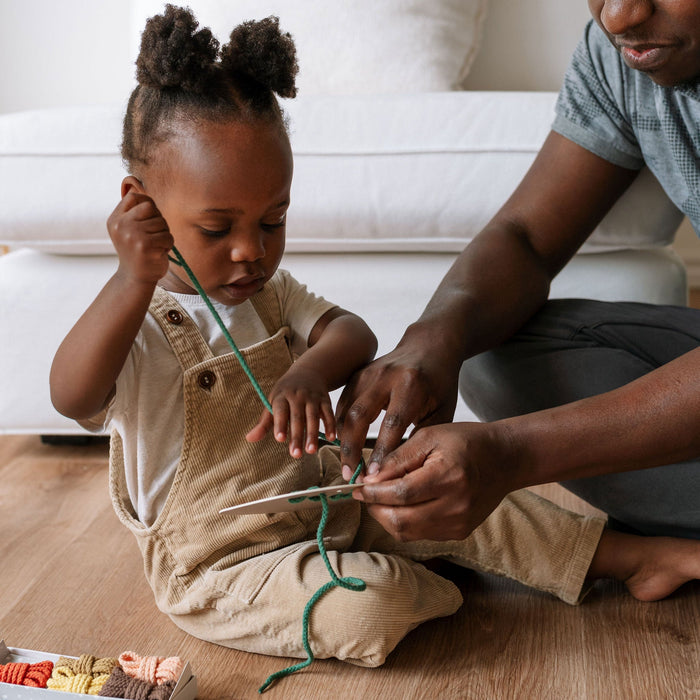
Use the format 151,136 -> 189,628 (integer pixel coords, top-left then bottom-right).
166,310 -> 183,325
198,371 -> 216,390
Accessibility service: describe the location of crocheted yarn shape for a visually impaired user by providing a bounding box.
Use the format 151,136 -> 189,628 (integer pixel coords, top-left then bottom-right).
48,655 -> 119,695
47,667 -> 111,695
0,660 -> 53,687
56,654 -> 119,676
119,651 -> 183,685
63,655 -> 96,674
99,666 -> 175,699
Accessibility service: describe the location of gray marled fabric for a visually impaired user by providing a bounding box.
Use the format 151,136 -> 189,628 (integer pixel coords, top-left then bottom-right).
553,20 -> 700,232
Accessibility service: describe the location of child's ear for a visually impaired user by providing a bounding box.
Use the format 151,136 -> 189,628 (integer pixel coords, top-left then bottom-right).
121,175 -> 146,199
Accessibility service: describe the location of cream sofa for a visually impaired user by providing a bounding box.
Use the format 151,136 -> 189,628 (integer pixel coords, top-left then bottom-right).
0,1 -> 688,436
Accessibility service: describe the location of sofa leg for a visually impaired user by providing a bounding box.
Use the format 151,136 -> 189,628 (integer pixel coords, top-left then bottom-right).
40,435 -> 109,446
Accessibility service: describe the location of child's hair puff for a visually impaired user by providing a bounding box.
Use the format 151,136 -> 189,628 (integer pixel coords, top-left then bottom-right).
135,5 -> 220,94
222,18 -> 298,102
122,4 -> 298,173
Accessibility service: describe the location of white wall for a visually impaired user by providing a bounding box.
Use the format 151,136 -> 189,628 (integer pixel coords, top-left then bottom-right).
464,0 -> 592,91
0,0 -> 592,114
0,0 -> 134,113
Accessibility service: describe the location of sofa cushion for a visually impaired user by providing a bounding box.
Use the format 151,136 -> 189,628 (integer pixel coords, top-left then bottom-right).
129,0 -> 489,95
0,93 -> 683,256
0,246 -> 687,435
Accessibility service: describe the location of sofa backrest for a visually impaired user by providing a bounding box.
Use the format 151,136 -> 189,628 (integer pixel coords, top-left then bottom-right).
128,0 -> 489,96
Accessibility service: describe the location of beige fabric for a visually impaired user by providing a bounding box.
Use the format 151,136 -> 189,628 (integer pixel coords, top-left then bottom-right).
109,283 -> 604,665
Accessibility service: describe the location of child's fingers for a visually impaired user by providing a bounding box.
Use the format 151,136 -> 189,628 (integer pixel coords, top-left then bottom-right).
151,230 -> 175,250
271,399 -> 290,444
304,403 -> 321,454
128,202 -> 170,236
245,409 -> 273,443
119,191 -> 157,217
118,193 -> 169,232
320,402 -> 336,444
285,401 -> 306,459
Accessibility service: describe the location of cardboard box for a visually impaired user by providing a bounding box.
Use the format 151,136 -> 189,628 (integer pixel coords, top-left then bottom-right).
0,641 -> 197,700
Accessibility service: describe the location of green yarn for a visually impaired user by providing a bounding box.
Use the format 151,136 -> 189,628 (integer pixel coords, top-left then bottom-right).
168,247 -> 366,693
288,486 -> 356,506
169,248 -> 272,411
257,491 -> 366,694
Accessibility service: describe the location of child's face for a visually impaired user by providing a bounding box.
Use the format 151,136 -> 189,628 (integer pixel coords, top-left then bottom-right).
589,0 -> 700,86
145,119 -> 292,306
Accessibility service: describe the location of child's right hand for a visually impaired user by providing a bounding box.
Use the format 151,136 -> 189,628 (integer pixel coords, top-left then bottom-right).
107,191 -> 174,285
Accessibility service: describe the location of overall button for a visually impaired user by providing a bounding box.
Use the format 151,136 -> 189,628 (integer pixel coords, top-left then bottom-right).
198,370 -> 216,390
166,309 -> 183,325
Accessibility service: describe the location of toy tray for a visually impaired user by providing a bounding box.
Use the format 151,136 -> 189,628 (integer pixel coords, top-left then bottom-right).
0,641 -> 197,700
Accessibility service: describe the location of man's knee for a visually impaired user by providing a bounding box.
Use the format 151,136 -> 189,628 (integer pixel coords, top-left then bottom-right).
459,348 -> 556,420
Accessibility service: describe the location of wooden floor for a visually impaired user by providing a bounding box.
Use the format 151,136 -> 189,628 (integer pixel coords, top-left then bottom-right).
0,435 -> 698,699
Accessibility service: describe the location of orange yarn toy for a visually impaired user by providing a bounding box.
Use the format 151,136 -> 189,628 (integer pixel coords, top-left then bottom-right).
118,651 -> 183,686
0,660 -> 54,687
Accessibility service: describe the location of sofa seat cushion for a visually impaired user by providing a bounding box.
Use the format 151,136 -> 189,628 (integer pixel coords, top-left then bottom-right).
0,246 -> 687,436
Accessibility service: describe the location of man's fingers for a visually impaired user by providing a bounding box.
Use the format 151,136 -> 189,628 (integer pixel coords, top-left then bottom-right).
337,385 -> 386,469
410,389 -> 458,435
366,406 -> 414,474
365,418 -> 432,482
363,498 -> 476,542
355,443 -> 437,503
355,455 -> 475,542
364,370 -> 440,471
361,500 -> 440,542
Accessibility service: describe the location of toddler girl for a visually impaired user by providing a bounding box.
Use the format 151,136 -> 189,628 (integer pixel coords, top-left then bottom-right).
50,3 -> 700,679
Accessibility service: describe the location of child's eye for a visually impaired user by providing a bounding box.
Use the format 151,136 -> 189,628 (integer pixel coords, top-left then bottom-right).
199,226 -> 231,238
262,216 -> 286,232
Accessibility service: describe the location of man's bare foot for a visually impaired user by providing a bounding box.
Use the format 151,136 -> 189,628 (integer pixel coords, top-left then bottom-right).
587,529 -> 700,601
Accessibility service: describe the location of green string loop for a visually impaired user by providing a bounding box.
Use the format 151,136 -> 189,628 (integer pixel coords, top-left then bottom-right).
168,247 -> 366,693
257,492 -> 366,694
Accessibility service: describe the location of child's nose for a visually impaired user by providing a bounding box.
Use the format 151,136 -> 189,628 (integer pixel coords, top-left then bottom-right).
599,0 -> 654,36
230,230 -> 265,262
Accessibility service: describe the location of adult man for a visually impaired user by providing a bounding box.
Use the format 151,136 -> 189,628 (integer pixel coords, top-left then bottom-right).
337,0 -> 700,542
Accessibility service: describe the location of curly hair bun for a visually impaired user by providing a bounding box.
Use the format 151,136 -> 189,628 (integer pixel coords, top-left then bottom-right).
123,6 -> 298,171
136,4 -> 220,93
221,17 -> 298,99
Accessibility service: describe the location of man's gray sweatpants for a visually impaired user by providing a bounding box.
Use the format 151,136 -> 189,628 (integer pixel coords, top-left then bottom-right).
460,299 -> 700,539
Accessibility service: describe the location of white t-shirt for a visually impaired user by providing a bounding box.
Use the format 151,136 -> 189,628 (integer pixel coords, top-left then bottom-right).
91,269 -> 335,526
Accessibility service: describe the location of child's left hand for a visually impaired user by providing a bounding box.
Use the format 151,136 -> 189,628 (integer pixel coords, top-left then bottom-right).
245,366 -> 336,458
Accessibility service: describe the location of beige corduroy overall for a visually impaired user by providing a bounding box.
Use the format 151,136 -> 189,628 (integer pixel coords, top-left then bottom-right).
109,284 -> 605,666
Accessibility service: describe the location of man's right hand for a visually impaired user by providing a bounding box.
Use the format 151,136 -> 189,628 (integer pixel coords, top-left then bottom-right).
350,421 -> 515,541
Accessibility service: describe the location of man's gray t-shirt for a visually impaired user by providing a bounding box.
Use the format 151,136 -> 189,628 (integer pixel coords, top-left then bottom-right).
552,20 -> 700,232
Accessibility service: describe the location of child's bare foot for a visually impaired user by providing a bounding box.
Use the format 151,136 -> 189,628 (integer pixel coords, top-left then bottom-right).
587,529 -> 700,601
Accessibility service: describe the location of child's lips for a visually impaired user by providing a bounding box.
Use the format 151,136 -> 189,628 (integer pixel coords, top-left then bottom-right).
222,276 -> 265,299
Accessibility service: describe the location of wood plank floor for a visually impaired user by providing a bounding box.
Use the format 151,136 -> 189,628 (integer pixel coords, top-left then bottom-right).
0,434 -> 698,699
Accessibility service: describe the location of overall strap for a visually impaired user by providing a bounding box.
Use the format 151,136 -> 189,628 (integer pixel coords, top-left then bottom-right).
250,281 -> 284,337
149,286 -> 215,370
